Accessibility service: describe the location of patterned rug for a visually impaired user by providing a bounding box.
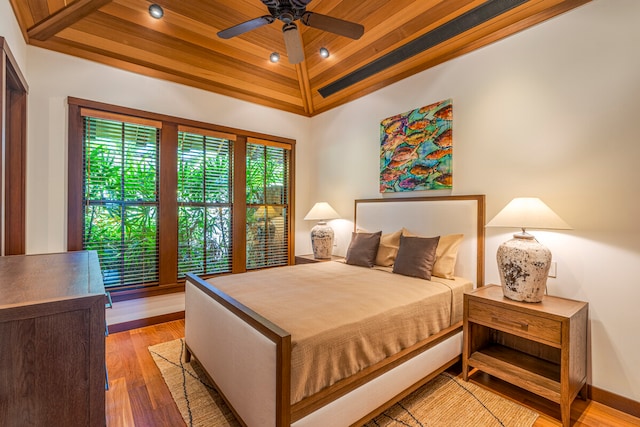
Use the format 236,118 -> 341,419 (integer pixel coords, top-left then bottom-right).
149,338 -> 538,427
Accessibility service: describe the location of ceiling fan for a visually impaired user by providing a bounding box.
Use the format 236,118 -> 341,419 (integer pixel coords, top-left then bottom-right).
217,0 -> 364,64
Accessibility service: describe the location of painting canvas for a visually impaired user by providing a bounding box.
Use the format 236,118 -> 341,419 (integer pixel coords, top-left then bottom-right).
380,99 -> 452,192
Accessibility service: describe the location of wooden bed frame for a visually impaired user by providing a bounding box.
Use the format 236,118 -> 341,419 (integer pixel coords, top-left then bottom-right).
185,195 -> 485,426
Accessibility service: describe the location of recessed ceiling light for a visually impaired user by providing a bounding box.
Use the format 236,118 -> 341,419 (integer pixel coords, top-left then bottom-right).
149,4 -> 164,19
270,52 -> 280,63
319,47 -> 330,58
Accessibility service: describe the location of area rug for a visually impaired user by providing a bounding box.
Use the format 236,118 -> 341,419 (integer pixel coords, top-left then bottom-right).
149,338 -> 538,427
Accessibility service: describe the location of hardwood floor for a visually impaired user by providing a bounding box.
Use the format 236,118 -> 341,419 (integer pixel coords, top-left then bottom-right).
468,372 -> 640,427
106,320 -> 639,427
106,319 -> 186,427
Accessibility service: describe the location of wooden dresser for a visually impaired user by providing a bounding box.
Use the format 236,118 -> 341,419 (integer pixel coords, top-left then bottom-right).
0,251 -> 106,427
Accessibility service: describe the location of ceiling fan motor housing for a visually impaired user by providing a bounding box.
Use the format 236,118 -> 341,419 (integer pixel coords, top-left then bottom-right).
290,0 -> 313,8
261,0 -> 312,8
262,0 -> 312,23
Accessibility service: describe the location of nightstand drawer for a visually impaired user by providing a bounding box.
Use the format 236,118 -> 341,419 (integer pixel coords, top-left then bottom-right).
468,299 -> 561,345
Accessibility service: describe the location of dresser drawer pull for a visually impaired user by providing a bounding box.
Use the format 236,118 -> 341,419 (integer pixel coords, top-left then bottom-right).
491,316 -> 529,331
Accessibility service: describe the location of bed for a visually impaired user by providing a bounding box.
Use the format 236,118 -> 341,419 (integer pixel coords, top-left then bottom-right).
185,195 -> 485,426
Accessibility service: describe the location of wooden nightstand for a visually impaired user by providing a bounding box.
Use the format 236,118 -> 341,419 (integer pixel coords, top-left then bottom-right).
463,285 -> 588,427
294,254 -> 344,265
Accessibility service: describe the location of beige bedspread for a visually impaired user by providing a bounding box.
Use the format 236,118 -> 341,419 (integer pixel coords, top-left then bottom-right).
206,261 -> 472,403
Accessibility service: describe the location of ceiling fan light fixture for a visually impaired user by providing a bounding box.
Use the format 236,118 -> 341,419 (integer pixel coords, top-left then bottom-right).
319,47 -> 330,58
270,52 -> 280,63
149,4 -> 164,19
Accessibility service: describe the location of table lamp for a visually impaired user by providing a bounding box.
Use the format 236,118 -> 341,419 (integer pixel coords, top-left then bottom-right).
304,202 -> 340,259
486,197 -> 571,302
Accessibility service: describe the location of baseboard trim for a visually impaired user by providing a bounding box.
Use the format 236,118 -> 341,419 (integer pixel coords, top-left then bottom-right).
108,311 -> 185,334
590,385 -> 640,419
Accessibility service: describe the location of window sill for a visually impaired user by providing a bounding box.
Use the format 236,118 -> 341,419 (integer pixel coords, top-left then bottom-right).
109,282 -> 185,303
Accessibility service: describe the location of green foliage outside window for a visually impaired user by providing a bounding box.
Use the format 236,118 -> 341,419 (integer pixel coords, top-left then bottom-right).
177,131 -> 232,277
83,118 -> 159,287
82,116 -> 291,289
246,142 -> 289,269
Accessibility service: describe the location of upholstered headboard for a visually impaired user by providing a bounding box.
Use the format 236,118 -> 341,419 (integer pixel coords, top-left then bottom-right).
354,195 -> 485,287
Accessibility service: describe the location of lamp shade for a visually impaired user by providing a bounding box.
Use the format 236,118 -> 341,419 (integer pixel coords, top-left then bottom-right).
304,202 -> 340,221
486,197 -> 571,231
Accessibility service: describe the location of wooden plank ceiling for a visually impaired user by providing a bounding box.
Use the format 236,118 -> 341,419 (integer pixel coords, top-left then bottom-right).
9,0 -> 590,117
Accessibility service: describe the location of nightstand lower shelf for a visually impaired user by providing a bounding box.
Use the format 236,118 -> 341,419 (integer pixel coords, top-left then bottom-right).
468,345 -> 561,403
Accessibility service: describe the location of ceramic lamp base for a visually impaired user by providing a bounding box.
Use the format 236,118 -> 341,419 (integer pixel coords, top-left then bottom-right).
497,234 -> 551,302
310,221 -> 334,259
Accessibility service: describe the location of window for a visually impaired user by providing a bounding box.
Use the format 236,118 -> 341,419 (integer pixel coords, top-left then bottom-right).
67,98 -> 295,296
177,127 -> 233,277
82,115 -> 160,287
246,139 -> 290,269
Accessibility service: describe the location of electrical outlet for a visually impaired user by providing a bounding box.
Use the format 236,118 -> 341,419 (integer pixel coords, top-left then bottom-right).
548,261 -> 557,278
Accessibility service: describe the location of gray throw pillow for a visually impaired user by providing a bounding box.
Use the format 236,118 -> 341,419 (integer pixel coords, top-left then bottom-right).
345,231 -> 382,268
393,235 -> 440,280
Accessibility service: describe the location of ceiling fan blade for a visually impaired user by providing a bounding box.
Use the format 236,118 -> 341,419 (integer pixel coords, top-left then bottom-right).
301,12 -> 364,40
282,23 -> 304,64
217,16 -> 275,39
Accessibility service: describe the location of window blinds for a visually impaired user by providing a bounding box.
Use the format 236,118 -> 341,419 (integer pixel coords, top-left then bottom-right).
177,129 -> 233,277
76,105 -> 293,290
82,116 -> 160,288
246,141 -> 290,270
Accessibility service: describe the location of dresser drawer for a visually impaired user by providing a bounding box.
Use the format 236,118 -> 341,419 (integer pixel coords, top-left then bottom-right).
468,299 -> 561,345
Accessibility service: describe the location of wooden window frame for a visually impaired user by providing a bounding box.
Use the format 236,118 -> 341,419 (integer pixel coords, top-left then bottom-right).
67,97 -> 295,302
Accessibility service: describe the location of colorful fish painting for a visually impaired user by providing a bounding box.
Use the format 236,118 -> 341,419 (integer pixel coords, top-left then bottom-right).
380,99 -> 453,192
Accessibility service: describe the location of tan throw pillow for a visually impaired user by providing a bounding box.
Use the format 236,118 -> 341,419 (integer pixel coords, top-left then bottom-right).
432,234 -> 464,279
393,235 -> 440,280
346,231 -> 382,268
401,227 -> 414,237
375,229 -> 402,266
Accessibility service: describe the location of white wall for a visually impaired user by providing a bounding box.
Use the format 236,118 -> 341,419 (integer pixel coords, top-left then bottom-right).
0,0 -> 27,71
310,0 -> 640,402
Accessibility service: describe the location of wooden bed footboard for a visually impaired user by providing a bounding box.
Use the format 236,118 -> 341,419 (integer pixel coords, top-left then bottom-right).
185,273 -> 292,427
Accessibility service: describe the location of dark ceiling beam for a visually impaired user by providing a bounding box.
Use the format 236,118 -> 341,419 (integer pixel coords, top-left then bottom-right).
27,0 -> 113,41
319,0 -> 530,98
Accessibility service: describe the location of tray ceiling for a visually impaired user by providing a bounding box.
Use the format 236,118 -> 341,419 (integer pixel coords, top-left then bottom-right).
9,0 -> 590,116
